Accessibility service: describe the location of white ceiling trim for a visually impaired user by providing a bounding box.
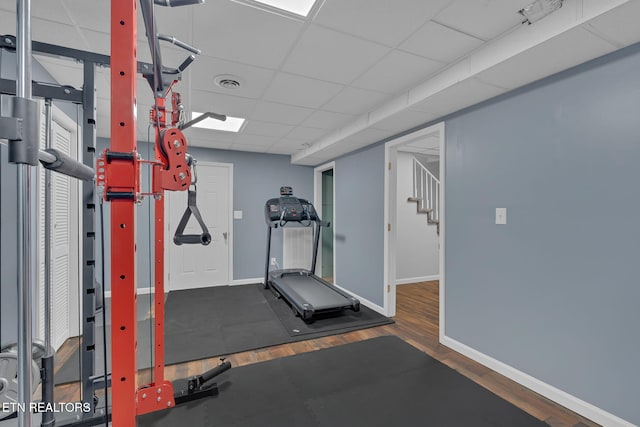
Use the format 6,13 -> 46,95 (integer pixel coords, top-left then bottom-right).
291,0 -> 631,166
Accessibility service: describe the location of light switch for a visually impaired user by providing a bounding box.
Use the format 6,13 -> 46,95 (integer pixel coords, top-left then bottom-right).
495,208 -> 507,225
234,210 -> 243,220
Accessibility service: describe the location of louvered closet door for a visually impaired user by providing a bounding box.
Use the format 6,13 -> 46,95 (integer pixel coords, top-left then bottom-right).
50,121 -> 72,350
37,106 -> 76,351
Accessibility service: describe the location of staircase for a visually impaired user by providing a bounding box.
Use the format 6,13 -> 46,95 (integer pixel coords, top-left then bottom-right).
407,157 -> 440,234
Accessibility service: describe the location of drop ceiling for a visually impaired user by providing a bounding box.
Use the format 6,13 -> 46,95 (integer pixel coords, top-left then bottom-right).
0,0 -> 639,165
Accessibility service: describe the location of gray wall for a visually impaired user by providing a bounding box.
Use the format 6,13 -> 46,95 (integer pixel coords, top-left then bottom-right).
187,145 -> 314,281
98,139 -> 314,290
335,143 -> 385,306
444,44 -> 640,425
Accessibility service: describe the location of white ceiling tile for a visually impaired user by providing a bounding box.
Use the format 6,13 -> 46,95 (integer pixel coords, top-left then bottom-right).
78,29 -> 111,56
193,0 -> 304,69
29,1 -> 74,26
31,19 -> 88,51
400,21 -> 484,63
300,110 -> 354,129
63,0 -> 109,33
321,86 -> 389,115
233,134 -> 279,146
242,120 -> 294,138
154,5 -> 195,50
313,0 -> 453,47
435,0 -> 532,41
351,50 -> 444,94
187,136 -> 235,150
282,24 -> 390,84
189,90 -> 258,119
286,126 -> 327,142
475,27 -> 618,90
0,10 -> 15,35
263,72 -> 343,109
189,55 -> 275,99
228,144 -> 271,153
371,109 -> 437,133
584,1 -> 640,49
248,101 -> 314,126
411,77 -> 507,116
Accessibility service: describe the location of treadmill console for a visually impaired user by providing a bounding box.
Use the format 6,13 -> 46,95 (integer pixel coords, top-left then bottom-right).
265,189 -> 319,224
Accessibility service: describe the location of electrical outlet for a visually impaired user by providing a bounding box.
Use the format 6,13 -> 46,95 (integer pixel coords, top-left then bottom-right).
271,257 -> 277,266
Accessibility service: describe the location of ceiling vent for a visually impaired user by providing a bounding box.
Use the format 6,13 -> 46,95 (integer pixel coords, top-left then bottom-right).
214,74 -> 243,90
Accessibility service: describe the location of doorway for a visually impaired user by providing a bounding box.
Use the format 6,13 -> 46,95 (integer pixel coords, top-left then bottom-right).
166,162 -> 233,290
384,122 -> 444,327
314,162 -> 335,284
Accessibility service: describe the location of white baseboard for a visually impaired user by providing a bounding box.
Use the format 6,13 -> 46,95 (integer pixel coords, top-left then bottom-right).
332,283 -> 387,316
396,275 -> 439,285
441,335 -> 635,427
104,286 -> 152,299
230,277 -> 262,286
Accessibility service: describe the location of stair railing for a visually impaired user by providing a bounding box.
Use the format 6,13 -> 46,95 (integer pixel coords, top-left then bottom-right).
408,157 -> 440,232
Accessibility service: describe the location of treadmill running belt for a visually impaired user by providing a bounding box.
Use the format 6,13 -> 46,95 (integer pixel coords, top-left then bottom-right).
276,275 -> 350,310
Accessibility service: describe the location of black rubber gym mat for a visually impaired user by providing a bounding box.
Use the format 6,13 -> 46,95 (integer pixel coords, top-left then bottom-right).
55,284 -> 392,384
162,284 -> 393,365
137,336 -> 547,427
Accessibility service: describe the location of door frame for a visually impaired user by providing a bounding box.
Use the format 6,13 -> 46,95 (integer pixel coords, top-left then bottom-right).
313,161 -> 336,282
165,160 -> 234,291
383,122 -> 444,330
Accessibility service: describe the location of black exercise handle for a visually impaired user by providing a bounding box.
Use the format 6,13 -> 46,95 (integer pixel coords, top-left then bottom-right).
173,189 -> 211,246
174,233 -> 211,246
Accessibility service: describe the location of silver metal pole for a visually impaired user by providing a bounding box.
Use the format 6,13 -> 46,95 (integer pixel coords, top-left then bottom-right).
16,0 -> 34,425
43,99 -> 52,357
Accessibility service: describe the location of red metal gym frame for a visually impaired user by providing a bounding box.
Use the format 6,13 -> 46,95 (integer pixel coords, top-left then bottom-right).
103,2 -> 195,424
108,1 -> 143,425
105,0 -> 176,424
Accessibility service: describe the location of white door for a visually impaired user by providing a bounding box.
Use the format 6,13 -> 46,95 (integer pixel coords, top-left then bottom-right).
167,162 -> 231,290
37,107 -> 78,350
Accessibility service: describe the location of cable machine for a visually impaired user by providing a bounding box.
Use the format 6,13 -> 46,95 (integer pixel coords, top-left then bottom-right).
1,0 -> 230,425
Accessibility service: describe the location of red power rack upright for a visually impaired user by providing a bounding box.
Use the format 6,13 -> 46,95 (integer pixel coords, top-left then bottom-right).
106,1 -> 176,425
103,2 -> 230,424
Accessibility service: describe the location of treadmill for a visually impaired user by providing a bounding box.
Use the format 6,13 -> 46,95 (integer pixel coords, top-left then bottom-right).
264,186 -> 360,321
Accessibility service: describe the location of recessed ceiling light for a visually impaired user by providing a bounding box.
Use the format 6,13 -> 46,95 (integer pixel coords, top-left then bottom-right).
191,112 -> 246,132
233,0 -> 318,17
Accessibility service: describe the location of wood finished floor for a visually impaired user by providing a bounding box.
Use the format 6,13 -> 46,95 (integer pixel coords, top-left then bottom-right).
54,281 -> 599,427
